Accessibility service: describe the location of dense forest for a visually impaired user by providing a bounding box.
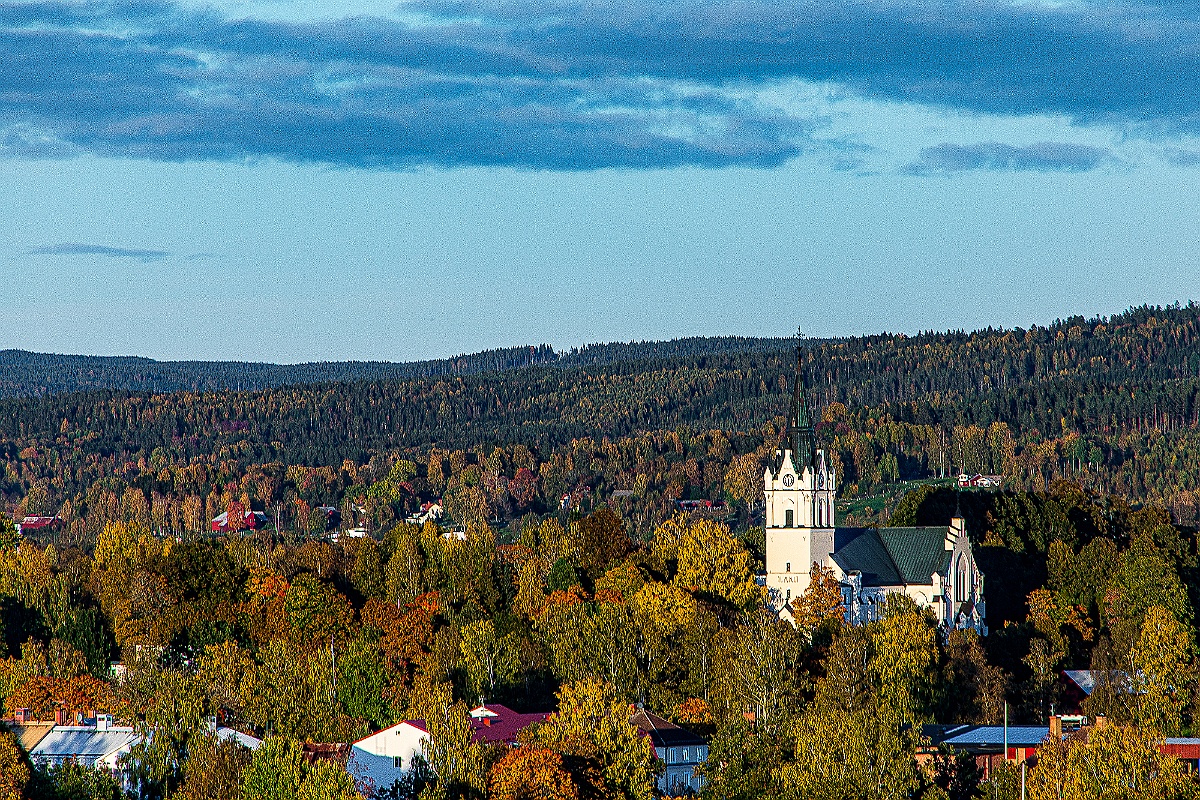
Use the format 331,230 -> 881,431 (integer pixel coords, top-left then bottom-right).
4,304 -> 1200,799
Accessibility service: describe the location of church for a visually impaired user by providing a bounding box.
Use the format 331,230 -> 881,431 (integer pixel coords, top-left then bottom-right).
763,358 -> 987,634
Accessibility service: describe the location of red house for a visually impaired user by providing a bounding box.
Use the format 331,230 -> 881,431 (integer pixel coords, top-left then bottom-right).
211,510 -> 269,533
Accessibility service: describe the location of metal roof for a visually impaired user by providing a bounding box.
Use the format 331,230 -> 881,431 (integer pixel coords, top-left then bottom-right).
831,527 -> 951,587
30,726 -> 140,759
939,725 -> 1049,748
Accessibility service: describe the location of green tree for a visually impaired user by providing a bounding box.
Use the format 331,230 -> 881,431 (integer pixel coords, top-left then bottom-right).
0,728 -> 30,800
533,677 -> 658,800
783,705 -> 923,800
297,760 -> 361,800
241,737 -> 305,800
1132,605 -> 1194,735
179,735 -> 252,800
458,619 -> 519,704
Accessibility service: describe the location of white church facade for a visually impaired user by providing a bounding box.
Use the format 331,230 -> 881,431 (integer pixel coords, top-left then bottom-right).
764,357 -> 986,633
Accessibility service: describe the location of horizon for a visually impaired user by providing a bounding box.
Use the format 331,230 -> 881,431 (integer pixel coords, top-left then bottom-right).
2,299 -> 1193,366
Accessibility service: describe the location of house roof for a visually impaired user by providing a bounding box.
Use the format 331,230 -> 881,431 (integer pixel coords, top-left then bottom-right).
30,726 -> 140,760
467,704 -> 549,745
216,727 -> 262,750
630,710 -> 706,748
923,724 -> 1049,750
831,527 -> 951,587
878,528 -> 952,585
4,722 -> 56,752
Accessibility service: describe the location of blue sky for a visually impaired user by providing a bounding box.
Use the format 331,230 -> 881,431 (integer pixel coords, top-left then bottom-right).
2,0 -> 1200,362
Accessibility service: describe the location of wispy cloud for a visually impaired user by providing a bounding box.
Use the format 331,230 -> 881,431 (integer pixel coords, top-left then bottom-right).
904,142 -> 1111,175
0,1 -> 1196,170
29,243 -> 171,262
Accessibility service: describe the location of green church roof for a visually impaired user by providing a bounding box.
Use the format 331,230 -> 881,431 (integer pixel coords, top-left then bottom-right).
832,526 -> 952,587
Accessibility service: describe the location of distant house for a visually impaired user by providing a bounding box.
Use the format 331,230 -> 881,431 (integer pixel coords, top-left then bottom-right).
675,499 -> 727,513
406,502 -> 443,525
347,704 -> 548,798
16,515 -> 63,535
26,715 -> 141,792
210,509 -> 269,533
315,506 -> 342,531
957,474 -> 1003,489
631,709 -> 708,795
921,722 -> 1050,776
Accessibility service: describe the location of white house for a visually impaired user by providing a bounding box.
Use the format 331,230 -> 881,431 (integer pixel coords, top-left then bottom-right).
764,356 -> 986,634
28,716 -> 141,792
347,704 -> 549,798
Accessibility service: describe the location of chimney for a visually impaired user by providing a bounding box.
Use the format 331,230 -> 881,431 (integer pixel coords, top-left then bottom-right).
1049,715 -> 1062,739
55,708 -> 68,726
97,714 -> 112,732
483,718 -> 491,727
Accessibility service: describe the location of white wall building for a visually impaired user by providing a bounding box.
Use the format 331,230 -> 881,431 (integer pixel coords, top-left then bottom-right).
764,355 -> 986,633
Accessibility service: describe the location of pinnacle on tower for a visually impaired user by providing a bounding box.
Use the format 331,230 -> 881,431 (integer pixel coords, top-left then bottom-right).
787,328 -> 817,470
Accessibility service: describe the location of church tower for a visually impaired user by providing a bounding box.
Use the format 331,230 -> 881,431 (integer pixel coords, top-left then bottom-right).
764,344 -> 835,607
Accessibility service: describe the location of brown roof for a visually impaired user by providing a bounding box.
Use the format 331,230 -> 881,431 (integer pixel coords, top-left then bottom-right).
4,722 -> 56,752
630,709 -> 706,748
301,742 -> 350,764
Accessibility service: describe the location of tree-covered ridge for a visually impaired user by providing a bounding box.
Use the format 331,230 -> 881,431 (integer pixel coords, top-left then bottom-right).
0,337 -> 792,398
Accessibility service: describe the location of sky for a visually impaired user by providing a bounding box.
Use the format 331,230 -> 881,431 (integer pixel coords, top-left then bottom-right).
3,0 -> 1200,363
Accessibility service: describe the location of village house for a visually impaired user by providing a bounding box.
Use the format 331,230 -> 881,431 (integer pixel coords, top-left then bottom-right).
631,709 -> 709,795
346,704 -> 549,797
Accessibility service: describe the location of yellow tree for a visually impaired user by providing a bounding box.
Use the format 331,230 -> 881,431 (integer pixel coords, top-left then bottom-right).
670,518 -> 759,609
490,748 -> 579,800
1027,724 -> 1190,800
791,562 -> 846,636
533,677 -> 658,800
1132,605 -> 1194,735
870,597 -> 939,724
459,618 -> 519,703
0,728 -> 30,800
784,705 -> 922,800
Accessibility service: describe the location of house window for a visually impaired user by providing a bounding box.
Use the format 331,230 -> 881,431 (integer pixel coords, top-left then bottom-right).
682,748 -> 689,761
785,509 -> 794,527
393,756 -> 403,769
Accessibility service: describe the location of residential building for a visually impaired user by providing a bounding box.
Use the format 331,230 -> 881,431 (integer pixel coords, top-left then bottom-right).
210,509 -> 269,533
631,709 -> 708,795
764,351 -> 985,633
27,715 -> 141,792
346,704 -> 549,798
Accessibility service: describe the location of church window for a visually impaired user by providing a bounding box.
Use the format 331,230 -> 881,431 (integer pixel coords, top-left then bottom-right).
786,589 -> 791,602
956,556 -> 968,602
818,499 -> 827,526
785,509 -> 794,527
786,562 -> 791,572
393,756 -> 403,768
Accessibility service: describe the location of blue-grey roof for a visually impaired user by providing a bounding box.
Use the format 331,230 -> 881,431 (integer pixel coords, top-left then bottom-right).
30,726 -> 140,759
832,527 -> 951,587
932,725 -> 1049,748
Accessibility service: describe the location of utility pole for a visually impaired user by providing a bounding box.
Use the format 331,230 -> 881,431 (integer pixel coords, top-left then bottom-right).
1003,701 -> 1009,762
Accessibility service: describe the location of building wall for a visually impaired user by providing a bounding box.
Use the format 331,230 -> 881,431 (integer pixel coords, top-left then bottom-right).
346,723 -> 428,798
764,449 -> 835,605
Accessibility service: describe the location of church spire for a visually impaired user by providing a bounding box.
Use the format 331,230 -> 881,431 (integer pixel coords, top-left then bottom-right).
787,328 -> 817,470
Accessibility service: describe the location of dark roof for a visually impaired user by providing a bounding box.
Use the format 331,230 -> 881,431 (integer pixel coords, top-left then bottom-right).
830,529 -> 903,585
877,527 -> 952,584
631,710 -> 706,748
831,526 -> 951,587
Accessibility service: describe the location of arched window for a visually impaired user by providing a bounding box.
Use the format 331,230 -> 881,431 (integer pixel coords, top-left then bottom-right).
956,556 -> 968,602
786,562 -> 791,572
818,499 -> 827,527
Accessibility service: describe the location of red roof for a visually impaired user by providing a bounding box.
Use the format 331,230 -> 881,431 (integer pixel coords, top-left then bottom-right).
19,516 -> 61,529
396,705 -> 548,747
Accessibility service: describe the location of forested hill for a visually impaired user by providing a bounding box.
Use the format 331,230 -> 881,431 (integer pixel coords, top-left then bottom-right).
0,336 -> 790,398
4,303 -> 1200,537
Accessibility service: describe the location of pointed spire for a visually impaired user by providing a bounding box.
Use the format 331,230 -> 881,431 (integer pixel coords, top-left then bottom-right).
787,327 -> 817,470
